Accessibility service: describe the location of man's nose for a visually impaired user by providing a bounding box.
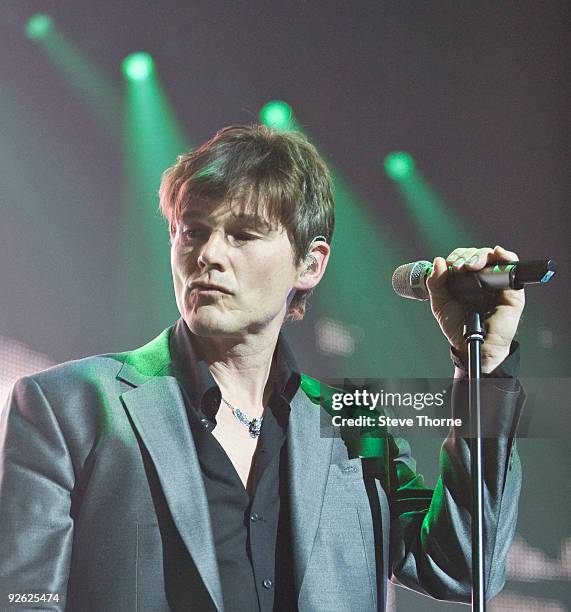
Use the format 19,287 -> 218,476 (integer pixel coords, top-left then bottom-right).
197,230 -> 227,269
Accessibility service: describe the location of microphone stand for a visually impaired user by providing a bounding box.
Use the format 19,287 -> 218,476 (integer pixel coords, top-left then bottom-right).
464,311 -> 486,612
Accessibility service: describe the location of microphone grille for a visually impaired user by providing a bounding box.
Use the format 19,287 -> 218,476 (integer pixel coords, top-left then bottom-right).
392,261 -> 431,300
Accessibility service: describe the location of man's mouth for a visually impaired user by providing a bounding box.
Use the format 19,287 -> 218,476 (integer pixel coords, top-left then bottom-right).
189,282 -> 232,295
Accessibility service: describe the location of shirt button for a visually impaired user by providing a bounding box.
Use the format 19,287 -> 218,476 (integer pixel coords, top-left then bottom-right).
200,418 -> 211,430
250,512 -> 260,522
262,578 -> 273,589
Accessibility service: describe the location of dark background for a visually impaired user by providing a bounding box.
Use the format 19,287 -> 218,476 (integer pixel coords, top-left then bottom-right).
1,2 -> 569,610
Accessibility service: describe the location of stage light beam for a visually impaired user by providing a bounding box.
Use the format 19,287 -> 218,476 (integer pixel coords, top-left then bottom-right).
259,100 -> 293,130
120,51 -> 188,342
123,52 -> 155,81
25,13 -> 53,40
384,151 -> 415,181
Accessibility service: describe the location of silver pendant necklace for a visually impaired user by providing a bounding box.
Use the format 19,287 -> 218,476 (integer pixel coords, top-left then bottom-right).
221,397 -> 263,438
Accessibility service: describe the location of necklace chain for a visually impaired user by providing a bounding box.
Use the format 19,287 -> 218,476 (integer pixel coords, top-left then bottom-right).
221,397 -> 263,438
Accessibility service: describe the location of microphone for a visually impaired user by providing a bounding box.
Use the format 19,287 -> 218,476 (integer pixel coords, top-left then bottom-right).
392,259 -> 557,301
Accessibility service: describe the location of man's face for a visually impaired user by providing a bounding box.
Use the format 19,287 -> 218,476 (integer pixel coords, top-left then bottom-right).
171,199 -> 303,339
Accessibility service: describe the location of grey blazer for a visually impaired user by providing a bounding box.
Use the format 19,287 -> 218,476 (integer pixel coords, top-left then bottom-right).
0,325 -> 523,611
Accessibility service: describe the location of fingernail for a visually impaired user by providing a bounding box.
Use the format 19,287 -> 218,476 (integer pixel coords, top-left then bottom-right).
448,254 -> 458,262
467,255 -> 478,264
453,257 -> 465,268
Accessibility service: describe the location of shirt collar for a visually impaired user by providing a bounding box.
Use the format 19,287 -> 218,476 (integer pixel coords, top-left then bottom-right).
169,318 -> 301,417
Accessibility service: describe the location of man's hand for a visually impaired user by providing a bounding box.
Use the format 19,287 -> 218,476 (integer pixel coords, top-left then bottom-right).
426,245 -> 525,373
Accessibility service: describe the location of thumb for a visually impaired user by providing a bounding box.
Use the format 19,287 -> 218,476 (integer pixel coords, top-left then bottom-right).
425,257 -> 449,292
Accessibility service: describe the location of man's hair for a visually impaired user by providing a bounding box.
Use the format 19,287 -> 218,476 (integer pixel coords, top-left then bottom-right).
159,124 -> 335,320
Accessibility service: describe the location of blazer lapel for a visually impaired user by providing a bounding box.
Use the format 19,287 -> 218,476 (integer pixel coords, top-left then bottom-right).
117,324 -> 338,609
120,359 -> 224,611
287,387 -> 335,592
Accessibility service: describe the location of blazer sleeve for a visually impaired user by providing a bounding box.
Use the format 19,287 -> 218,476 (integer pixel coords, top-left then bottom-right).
388,370 -> 524,603
0,377 -> 75,611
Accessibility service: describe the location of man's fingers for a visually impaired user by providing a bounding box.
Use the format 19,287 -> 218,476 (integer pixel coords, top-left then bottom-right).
444,246 -> 520,272
462,247 -> 494,270
426,256 -> 450,291
447,247 -> 475,269
446,248 -> 467,262
492,244 -> 519,262
447,247 -> 494,270
468,245 -> 520,269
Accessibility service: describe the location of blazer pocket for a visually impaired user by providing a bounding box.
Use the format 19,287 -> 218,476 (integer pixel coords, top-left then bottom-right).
314,506 -> 368,569
305,506 -> 376,610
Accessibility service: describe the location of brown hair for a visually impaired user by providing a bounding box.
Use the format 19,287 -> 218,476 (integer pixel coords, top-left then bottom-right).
159,124 -> 335,320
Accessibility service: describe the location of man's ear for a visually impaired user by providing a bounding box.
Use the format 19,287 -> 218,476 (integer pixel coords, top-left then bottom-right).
294,241 -> 330,292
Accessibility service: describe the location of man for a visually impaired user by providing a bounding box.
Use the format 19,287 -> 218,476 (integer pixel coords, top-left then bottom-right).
0,125 -> 524,611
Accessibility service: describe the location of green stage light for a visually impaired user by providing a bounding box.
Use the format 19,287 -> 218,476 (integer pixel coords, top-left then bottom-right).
122,52 -> 155,81
25,13 -> 53,40
384,151 -> 415,181
259,100 -> 293,129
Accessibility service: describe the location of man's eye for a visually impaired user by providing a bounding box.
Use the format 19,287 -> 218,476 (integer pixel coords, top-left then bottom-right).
232,232 -> 257,242
181,228 -> 205,240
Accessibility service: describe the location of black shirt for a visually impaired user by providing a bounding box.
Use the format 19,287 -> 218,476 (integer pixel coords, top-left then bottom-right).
170,319 -> 300,612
